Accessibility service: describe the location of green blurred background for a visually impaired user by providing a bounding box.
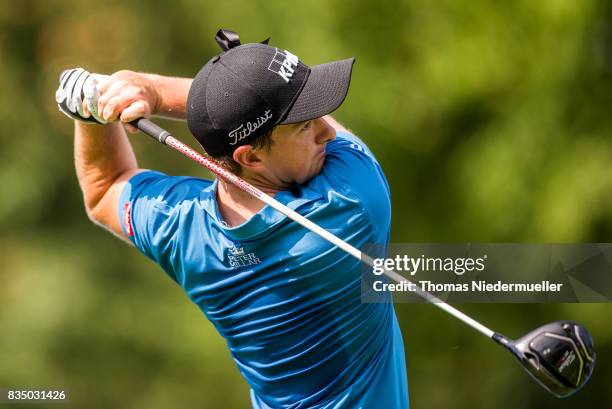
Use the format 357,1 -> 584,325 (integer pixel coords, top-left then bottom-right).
1,0 -> 612,407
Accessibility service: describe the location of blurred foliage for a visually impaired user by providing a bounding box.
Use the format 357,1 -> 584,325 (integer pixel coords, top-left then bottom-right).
1,0 -> 612,408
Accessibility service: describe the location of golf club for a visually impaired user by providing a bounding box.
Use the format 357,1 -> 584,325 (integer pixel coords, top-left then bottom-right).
131,118 -> 596,398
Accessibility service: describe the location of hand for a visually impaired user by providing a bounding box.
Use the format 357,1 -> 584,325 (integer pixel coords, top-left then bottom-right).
97,70 -> 160,133
56,68 -> 108,124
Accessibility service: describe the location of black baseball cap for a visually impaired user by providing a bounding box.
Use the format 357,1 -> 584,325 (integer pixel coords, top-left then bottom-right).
187,29 -> 355,157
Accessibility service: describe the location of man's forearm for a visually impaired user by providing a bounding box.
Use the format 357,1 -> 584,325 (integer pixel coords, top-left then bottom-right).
74,121 -> 138,217
144,74 -> 192,120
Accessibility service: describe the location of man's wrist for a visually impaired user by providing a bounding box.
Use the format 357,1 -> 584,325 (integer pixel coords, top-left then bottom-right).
74,120 -> 121,134
139,73 -> 163,116
140,73 -> 191,120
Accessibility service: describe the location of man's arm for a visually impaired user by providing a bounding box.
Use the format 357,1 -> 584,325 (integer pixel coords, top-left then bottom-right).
74,72 -> 192,239
75,121 -> 142,239
323,115 -> 351,134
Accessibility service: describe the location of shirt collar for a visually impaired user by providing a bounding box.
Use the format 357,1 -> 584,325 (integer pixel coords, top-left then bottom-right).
199,178 -> 322,241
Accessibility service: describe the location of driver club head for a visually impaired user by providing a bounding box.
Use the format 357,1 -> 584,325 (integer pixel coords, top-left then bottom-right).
494,321 -> 595,398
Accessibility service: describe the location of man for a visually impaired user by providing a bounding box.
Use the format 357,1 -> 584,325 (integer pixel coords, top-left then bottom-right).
56,29 -> 409,408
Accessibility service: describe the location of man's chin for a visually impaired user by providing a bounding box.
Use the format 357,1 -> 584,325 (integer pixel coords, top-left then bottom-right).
297,155 -> 326,185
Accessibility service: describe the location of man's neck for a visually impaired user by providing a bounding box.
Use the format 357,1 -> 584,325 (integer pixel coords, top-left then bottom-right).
215,178 -> 282,227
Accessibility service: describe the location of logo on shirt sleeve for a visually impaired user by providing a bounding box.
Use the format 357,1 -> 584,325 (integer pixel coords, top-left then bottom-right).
123,202 -> 134,237
350,143 -> 365,153
227,246 -> 261,268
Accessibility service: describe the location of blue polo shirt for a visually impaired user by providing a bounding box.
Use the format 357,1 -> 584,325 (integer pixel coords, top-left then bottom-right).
119,131 -> 409,408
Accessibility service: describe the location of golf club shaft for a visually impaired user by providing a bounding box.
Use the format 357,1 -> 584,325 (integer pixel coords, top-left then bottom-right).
131,118 -> 497,339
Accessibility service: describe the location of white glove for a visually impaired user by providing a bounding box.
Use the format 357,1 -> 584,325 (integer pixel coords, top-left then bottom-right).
56,68 -> 109,124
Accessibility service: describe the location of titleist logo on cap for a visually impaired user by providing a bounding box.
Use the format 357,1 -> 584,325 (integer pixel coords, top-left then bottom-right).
268,49 -> 299,83
228,109 -> 273,145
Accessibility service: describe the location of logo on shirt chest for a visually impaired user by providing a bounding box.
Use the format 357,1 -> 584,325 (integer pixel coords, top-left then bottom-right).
227,246 -> 261,268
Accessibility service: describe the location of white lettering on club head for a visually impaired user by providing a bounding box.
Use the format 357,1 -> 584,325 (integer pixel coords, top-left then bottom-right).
228,109 -> 273,145
268,49 -> 299,83
559,350 -> 576,373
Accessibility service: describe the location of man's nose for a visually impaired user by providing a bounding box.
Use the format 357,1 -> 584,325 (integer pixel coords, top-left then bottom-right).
316,118 -> 336,144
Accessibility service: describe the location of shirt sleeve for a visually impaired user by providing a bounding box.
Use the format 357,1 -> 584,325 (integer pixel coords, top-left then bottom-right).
318,131 -> 392,227
118,170 -> 212,283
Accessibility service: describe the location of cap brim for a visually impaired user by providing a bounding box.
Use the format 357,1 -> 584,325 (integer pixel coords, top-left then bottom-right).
280,58 -> 355,124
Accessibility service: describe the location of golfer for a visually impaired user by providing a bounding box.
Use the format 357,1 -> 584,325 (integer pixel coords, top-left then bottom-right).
56,29 -> 409,409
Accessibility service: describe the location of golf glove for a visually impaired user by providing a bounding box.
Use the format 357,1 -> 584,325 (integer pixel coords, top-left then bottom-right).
56,68 -> 107,124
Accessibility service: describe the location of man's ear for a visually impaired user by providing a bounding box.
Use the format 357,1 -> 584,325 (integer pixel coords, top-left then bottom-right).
232,145 -> 265,171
